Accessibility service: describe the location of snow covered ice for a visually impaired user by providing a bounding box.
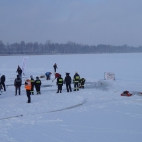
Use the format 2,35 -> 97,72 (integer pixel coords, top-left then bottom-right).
0,53 -> 142,142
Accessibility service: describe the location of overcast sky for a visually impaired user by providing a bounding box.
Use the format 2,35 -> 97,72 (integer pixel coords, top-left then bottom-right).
0,0 -> 142,47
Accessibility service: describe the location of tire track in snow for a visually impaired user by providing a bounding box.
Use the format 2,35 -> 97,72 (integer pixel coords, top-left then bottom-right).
0,99 -> 87,120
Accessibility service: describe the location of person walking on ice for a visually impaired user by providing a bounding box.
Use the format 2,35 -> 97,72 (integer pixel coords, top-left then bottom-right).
53,63 -> 58,73
16,66 -> 22,78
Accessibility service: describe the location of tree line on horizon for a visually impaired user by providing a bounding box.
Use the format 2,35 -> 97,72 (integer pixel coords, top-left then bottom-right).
0,40 -> 142,55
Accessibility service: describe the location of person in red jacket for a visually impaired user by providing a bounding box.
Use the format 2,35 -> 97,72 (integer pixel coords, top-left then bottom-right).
52,73 -> 61,82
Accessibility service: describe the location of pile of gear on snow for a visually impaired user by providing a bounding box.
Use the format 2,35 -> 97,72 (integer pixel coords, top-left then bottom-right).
121,90 -> 132,97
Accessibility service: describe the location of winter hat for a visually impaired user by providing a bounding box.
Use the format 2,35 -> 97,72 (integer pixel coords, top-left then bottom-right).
66,73 -> 70,75
30,75 -> 33,78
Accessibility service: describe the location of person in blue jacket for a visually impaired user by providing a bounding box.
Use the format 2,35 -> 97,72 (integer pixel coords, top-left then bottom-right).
45,72 -> 52,80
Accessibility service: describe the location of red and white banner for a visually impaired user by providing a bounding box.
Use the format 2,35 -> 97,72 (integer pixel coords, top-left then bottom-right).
21,57 -> 28,75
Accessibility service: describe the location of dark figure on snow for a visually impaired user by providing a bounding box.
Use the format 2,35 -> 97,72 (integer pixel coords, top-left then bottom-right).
64,73 -> 72,92
14,75 -> 22,95
56,75 -> 63,93
35,76 -> 41,94
25,79 -> 31,103
73,72 -> 80,91
53,63 -> 58,73
30,75 -> 35,95
79,78 -> 86,89
45,72 -> 52,80
16,66 -> 22,78
1,75 -> 6,91
0,82 -> 2,95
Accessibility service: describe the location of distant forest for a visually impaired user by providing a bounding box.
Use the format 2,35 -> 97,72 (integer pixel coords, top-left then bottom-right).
0,40 -> 142,55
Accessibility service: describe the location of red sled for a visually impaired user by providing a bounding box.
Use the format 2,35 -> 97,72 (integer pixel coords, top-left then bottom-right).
121,91 -> 132,97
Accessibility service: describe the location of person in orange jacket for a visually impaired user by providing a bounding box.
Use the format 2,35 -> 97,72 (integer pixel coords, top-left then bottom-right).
25,79 -> 31,103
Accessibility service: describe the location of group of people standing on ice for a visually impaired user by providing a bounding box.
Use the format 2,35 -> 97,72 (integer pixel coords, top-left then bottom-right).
0,63 -> 86,103
14,66 -> 42,103
45,63 -> 86,93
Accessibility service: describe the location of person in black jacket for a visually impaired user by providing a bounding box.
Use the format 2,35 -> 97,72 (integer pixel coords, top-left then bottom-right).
16,66 -> 22,78
56,75 -> 63,93
64,73 -> 72,92
53,63 -> 58,73
14,75 -> 22,95
30,75 -> 35,95
1,75 -> 6,91
35,77 -> 41,94
0,82 -> 2,94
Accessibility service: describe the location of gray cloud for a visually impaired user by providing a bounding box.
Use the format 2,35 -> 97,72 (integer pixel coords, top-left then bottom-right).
0,0 -> 142,47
